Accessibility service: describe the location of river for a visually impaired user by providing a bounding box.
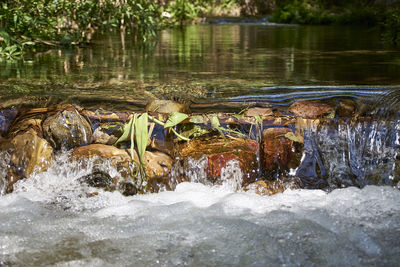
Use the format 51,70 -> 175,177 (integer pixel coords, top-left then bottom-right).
0,22 -> 399,266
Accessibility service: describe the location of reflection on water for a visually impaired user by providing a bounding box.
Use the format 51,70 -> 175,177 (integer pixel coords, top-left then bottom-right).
1,24 -> 400,103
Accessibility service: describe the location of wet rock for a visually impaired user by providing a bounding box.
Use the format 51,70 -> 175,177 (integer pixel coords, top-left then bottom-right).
142,151 -> 173,179
245,178 -> 302,196
72,144 -> 173,193
177,138 -> 260,187
288,100 -> 333,119
119,181 -> 137,196
92,122 -> 124,145
72,144 -> 133,178
0,109 -> 18,136
43,108 -> 92,150
336,99 -> 356,117
79,170 -> 114,188
8,118 -> 43,138
263,127 -> 301,177
146,100 -> 190,114
6,128 -> 53,192
245,107 -> 273,117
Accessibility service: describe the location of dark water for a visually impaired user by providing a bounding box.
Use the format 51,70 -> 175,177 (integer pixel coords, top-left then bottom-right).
1,23 -> 400,108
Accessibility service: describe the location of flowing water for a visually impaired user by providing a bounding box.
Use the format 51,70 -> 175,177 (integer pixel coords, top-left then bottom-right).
1,23 -> 400,266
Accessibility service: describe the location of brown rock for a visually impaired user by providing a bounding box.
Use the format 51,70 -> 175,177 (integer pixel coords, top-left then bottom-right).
6,128 -> 53,192
245,178 -> 301,196
43,108 -> 92,150
336,99 -> 356,117
92,122 -> 123,145
288,100 -> 333,119
263,127 -> 301,176
72,144 -> 173,193
177,138 -> 259,187
72,144 -> 133,178
146,100 -> 190,114
245,107 -> 273,117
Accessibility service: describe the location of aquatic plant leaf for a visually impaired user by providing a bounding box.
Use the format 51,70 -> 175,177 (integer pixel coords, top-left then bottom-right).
164,112 -> 188,128
181,124 -> 210,138
255,115 -> 262,124
326,110 -> 336,119
189,115 -> 204,124
130,114 -> 138,163
233,114 -> 244,120
210,115 -> 220,128
114,116 -> 134,145
135,113 -> 148,168
284,132 -> 304,144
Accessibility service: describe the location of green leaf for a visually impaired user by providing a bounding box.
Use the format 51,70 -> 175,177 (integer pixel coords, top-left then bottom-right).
114,116 -> 134,145
255,115 -> 262,124
164,112 -> 188,128
233,114 -> 244,120
284,132 -> 304,143
135,112 -> 148,168
210,115 -> 220,128
189,115 -> 204,124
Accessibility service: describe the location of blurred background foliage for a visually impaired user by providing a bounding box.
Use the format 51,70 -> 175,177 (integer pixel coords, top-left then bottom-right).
0,0 -> 399,60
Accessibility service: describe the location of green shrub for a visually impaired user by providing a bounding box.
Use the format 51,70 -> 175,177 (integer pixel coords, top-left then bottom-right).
383,8 -> 400,45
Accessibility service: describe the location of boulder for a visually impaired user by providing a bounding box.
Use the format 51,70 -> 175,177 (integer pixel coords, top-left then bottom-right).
72,144 -> 173,193
43,108 -> 92,150
6,128 -> 53,193
146,100 -> 190,114
177,138 -> 260,188
288,100 -> 333,119
263,127 -> 301,177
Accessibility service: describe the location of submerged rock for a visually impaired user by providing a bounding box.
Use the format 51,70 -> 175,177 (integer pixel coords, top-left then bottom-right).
245,107 -> 273,117
0,109 -> 18,136
245,178 -> 301,196
43,108 -> 92,150
146,100 -> 190,114
288,100 -> 333,119
5,128 -> 53,193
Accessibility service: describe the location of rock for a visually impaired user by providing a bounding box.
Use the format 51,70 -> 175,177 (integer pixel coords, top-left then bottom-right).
43,108 -> 92,150
263,127 -> 301,177
245,107 -> 273,117
177,138 -> 260,187
6,128 -> 53,192
72,144 -> 133,177
0,109 -> 18,136
245,178 -> 301,196
72,144 -> 173,194
146,100 -> 190,114
288,100 -> 333,119
92,122 -> 123,145
336,99 -> 356,117
8,118 -> 43,138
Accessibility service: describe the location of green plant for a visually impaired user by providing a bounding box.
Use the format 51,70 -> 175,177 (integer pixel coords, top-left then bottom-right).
383,8 -> 400,46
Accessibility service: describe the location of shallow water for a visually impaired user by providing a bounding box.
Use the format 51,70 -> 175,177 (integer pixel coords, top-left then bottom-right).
0,158 -> 399,266
1,24 -> 400,107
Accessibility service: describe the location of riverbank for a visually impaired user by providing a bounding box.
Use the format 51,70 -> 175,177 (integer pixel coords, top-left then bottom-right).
1,0 -> 399,61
